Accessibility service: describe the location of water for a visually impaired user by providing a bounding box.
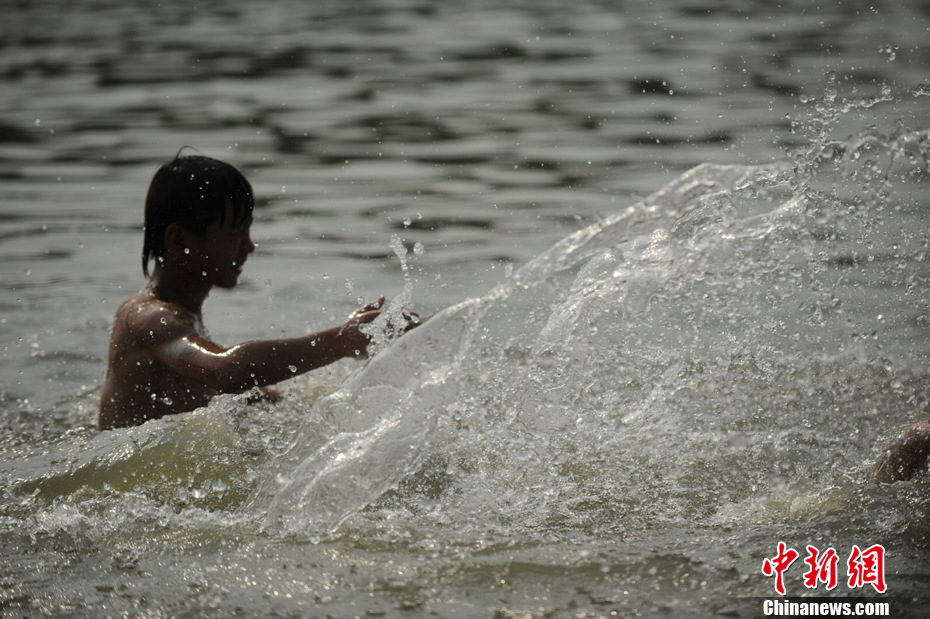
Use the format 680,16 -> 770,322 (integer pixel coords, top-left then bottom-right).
2,0 -> 929,616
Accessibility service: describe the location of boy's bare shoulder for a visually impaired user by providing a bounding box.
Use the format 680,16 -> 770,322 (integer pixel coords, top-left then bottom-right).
113,290 -> 197,341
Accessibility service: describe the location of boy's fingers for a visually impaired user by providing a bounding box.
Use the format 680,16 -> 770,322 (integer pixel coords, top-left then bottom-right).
401,311 -> 422,332
349,299 -> 422,332
366,296 -> 386,311
354,309 -> 381,324
351,296 -> 386,317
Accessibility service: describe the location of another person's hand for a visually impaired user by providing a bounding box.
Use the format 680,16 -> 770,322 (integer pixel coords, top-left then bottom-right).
869,414 -> 930,483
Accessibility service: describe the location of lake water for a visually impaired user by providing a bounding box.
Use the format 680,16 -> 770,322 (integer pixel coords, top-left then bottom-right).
1,0 -> 929,616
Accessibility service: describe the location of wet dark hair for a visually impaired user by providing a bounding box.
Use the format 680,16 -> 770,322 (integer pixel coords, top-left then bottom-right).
142,153 -> 254,277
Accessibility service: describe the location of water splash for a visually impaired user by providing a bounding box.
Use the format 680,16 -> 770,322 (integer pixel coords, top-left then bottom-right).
790,72 -> 899,181
257,124 -> 930,539
361,234 -> 422,356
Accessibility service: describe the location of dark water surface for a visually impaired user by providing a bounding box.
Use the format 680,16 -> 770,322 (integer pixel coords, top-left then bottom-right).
2,0 -> 930,616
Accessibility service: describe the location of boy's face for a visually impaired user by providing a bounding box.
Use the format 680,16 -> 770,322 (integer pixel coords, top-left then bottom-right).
189,201 -> 255,289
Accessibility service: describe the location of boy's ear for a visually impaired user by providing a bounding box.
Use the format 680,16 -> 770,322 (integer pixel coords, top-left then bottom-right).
163,223 -> 194,259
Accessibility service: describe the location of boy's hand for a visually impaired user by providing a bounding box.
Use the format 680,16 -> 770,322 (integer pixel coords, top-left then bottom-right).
346,296 -> 386,323
347,296 -> 422,330
343,296 -> 423,357
341,297 -> 385,358
399,309 -> 422,332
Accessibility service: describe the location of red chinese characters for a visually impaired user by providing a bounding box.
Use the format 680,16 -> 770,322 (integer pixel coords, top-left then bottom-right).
761,542 -> 887,595
847,544 -> 887,593
803,545 -> 839,590
762,542 -> 800,595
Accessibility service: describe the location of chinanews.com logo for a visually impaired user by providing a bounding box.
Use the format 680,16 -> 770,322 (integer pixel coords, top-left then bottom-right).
759,542 -> 890,617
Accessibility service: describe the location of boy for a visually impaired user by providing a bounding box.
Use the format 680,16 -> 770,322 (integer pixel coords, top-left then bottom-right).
99,153 -> 416,430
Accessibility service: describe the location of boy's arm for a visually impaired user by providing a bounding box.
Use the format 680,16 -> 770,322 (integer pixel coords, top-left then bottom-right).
147,303 -> 381,395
